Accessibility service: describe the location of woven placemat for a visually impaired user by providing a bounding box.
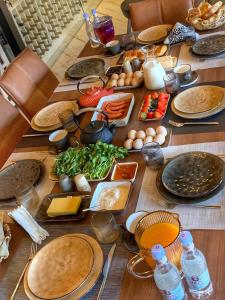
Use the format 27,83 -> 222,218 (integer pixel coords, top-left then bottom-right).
162,80 -> 225,134
0,224 -> 128,300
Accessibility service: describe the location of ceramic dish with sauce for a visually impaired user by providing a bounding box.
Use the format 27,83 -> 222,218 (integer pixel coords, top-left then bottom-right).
111,162 -> 138,183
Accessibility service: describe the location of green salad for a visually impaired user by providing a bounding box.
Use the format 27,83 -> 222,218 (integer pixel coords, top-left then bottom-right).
54,141 -> 128,180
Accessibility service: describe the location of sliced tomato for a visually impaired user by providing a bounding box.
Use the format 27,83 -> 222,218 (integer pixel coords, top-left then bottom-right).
144,94 -> 151,101
159,92 -> 169,100
151,92 -> 159,99
157,101 -> 166,112
154,110 -> 163,119
141,106 -> 148,113
144,99 -> 151,106
147,111 -> 154,119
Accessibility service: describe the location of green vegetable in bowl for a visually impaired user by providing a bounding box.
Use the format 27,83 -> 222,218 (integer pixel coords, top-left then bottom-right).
54,141 -> 128,180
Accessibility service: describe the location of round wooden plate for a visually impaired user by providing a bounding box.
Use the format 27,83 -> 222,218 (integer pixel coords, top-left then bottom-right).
24,234 -> 103,300
138,24 -> 172,43
27,236 -> 94,299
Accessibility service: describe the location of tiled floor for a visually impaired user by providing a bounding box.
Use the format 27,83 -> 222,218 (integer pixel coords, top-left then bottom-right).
51,0 -> 127,82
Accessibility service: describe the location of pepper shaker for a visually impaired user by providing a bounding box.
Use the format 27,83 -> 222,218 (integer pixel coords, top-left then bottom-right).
59,175 -> 74,192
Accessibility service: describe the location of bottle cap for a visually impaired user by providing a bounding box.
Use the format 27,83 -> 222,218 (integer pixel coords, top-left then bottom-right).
83,12 -> 89,20
179,231 -> 193,246
151,244 -> 165,261
92,9 -> 97,15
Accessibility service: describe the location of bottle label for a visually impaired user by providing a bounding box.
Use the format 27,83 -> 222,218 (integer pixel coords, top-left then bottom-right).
161,283 -> 185,300
186,270 -> 210,291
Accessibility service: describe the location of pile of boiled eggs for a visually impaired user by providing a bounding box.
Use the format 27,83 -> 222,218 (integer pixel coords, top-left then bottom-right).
124,126 -> 167,150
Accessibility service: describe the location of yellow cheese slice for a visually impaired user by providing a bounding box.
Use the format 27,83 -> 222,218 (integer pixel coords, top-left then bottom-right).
47,196 -> 82,217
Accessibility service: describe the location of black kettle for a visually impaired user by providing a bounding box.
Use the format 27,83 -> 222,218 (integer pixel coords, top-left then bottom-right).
74,108 -> 115,145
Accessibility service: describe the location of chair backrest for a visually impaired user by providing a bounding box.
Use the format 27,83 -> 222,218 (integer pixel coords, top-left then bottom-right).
0,48 -> 59,120
130,0 -> 194,31
0,95 -> 29,168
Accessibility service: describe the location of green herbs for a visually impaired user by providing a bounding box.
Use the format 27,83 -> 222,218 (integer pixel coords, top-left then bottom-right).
54,141 -> 128,180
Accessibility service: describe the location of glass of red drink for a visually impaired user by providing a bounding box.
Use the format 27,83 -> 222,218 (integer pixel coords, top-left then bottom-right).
93,16 -> 115,45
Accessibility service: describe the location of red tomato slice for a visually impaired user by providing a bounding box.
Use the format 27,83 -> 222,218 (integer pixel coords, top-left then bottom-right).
141,107 -> 148,113
154,110 -> 163,119
151,92 -> 159,99
147,112 -> 154,119
157,102 -> 166,112
144,95 -> 151,101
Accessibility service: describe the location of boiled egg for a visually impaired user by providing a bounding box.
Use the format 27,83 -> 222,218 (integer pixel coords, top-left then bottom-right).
136,130 -> 146,140
119,72 -> 126,79
128,130 -> 137,140
133,139 -> 143,150
144,136 -> 153,144
146,127 -> 156,137
156,126 -> 167,137
154,134 -> 165,145
111,73 -> 119,80
124,139 -> 133,150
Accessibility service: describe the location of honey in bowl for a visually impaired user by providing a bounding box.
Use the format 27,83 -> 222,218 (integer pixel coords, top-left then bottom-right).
112,163 -> 137,181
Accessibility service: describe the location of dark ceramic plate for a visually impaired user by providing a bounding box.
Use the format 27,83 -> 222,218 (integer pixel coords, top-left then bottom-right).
0,160 -> 44,201
65,58 -> 105,79
156,161 -> 225,204
35,192 -> 91,222
161,152 -> 224,198
192,35 -> 225,57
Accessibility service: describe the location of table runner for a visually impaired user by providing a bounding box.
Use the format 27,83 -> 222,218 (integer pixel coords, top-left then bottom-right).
2,151 -> 55,206
136,141 -> 225,230
178,31 -> 225,71
0,224 -> 128,300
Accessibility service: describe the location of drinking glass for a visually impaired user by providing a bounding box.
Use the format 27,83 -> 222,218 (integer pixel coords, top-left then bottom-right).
93,16 -> 114,45
58,109 -> 77,133
163,72 -> 180,94
141,44 -> 156,62
91,211 -> 120,244
15,184 -> 39,214
141,142 -> 164,170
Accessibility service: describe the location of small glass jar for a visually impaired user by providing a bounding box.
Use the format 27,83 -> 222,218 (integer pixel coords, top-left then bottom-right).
163,72 -> 180,94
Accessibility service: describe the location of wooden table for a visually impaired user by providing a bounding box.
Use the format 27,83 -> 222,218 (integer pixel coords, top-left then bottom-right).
2,35 -> 225,299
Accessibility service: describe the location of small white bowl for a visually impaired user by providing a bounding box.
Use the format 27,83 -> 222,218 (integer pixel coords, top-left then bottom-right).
126,210 -> 148,234
111,162 -> 138,183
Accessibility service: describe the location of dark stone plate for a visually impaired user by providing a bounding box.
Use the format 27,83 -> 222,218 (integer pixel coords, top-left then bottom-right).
0,159 -> 44,201
65,58 -> 105,79
192,35 -> 225,57
35,192 -> 91,223
156,160 -> 225,204
161,152 -> 224,198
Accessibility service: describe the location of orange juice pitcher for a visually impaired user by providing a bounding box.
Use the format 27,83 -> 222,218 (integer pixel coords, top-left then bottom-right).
127,210 -> 183,279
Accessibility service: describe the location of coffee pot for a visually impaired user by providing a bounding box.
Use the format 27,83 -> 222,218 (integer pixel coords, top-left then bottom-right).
74,108 -> 115,145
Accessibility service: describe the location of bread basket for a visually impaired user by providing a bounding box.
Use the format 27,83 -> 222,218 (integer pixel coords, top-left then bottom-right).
187,0 -> 225,31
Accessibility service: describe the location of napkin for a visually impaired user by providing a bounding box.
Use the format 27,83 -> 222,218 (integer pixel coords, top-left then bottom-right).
8,206 -> 49,244
0,212 -> 9,262
164,22 -> 199,45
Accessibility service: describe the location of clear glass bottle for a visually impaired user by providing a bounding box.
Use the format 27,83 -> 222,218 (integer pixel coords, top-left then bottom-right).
151,244 -> 187,300
83,12 -> 100,48
179,231 -> 213,299
92,9 -> 100,23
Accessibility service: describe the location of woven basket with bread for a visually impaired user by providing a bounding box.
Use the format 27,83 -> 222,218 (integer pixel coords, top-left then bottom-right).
187,0 -> 225,30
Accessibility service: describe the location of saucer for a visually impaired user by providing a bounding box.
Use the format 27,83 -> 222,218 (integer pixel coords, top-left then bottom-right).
180,71 -> 199,88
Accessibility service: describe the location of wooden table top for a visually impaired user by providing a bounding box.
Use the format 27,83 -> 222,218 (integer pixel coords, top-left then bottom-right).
3,33 -> 225,299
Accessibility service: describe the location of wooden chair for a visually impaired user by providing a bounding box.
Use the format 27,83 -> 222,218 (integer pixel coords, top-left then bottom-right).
0,48 -> 59,123
129,0 -> 194,31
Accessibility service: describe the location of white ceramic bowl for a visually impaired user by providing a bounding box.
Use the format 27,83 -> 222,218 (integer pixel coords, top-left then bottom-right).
126,210 -> 148,234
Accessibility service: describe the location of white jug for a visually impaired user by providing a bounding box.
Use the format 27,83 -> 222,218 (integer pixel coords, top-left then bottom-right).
143,58 -> 166,90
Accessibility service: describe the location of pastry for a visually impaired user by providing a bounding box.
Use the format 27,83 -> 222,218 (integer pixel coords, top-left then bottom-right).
155,45 -> 168,57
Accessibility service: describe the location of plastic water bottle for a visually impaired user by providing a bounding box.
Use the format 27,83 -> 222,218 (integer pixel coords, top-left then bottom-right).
83,13 -> 99,48
179,231 -> 213,299
151,244 -> 187,300
92,9 -> 100,23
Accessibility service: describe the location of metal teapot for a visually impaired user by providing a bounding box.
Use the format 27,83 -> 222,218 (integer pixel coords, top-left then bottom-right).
74,108 -> 115,145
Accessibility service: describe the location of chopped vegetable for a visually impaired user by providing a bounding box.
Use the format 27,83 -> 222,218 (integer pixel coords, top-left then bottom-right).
54,141 -> 128,180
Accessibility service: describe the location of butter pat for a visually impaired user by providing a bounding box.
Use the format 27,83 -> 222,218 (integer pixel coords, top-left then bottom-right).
47,196 -> 82,217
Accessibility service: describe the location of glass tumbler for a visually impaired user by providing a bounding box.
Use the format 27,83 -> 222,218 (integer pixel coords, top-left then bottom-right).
58,109 -> 77,133
141,142 -> 164,170
91,211 -> 120,244
15,184 -> 39,214
163,72 -> 180,94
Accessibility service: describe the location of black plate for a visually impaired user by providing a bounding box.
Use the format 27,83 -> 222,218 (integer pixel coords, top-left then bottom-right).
35,192 -> 91,222
157,158 -> 225,204
161,152 -> 224,198
192,35 -> 225,57
0,160 -> 44,201
65,58 -> 105,79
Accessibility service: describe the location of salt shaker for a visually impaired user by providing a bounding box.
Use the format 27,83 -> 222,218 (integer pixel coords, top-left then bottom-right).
59,175 -> 74,192
74,174 -> 91,192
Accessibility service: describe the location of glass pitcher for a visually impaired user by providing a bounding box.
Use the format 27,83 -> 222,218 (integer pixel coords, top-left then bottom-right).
127,210 -> 183,279
143,58 -> 166,90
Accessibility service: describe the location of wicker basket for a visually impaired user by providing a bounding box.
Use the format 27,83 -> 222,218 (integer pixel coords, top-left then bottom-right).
187,1 -> 225,30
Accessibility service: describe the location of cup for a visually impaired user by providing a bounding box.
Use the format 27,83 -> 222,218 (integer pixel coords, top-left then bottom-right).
141,44 -> 155,62
15,184 -> 39,214
174,64 -> 192,84
58,109 -> 77,133
163,71 -> 180,94
127,210 -> 182,279
49,129 -> 69,151
91,211 -> 120,244
141,142 -> 164,170
126,211 -> 148,234
106,40 -> 121,55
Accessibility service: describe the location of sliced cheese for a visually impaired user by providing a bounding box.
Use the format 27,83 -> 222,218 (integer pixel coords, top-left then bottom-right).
47,196 -> 82,217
